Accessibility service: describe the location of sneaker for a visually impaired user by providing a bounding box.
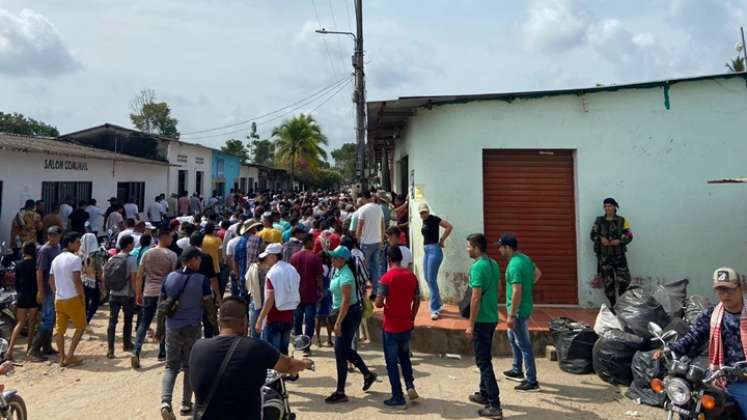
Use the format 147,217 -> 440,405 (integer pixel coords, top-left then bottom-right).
179,403 -> 193,415
478,406 -> 503,419
384,397 -> 407,408
407,388 -> 419,401
363,372 -> 377,391
430,313 -> 439,321
468,393 -> 488,405
157,353 -> 166,362
130,354 -> 141,369
324,391 -> 349,404
160,403 -> 176,420
514,381 -> 540,393
502,369 -> 524,382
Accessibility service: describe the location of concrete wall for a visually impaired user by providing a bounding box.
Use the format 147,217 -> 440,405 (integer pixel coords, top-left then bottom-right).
393,77 -> 747,307
0,151 -> 168,242
211,151 -> 241,196
240,165 -> 260,193
167,142 -> 212,197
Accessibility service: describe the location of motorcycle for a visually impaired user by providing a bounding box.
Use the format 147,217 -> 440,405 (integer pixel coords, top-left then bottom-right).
0,292 -> 15,340
262,335 -> 315,420
0,339 -> 28,420
648,322 -> 741,420
0,243 -> 15,290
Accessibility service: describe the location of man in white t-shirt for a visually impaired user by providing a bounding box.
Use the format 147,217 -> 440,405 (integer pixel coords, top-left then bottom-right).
124,198 -> 140,221
386,226 -> 413,270
146,196 -> 164,224
49,232 -> 86,367
85,199 -> 105,238
356,191 -> 386,297
59,198 -> 74,230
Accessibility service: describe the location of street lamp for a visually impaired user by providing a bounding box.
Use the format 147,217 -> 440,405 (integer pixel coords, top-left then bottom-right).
315,28 -> 356,42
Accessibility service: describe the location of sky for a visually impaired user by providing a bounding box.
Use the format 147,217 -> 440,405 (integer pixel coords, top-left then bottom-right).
1,0 -> 746,154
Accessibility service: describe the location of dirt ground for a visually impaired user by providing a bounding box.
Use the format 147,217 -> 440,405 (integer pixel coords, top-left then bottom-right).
4,310 -> 663,419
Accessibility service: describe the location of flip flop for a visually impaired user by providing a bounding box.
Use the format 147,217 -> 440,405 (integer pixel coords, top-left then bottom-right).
61,357 -> 83,368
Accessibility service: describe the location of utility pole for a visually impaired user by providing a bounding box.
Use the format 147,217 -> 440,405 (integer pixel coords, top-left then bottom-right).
354,0 -> 367,190
741,27 -> 747,68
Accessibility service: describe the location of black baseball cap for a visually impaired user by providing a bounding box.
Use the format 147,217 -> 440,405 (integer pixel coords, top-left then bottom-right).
496,234 -> 518,249
180,247 -> 203,262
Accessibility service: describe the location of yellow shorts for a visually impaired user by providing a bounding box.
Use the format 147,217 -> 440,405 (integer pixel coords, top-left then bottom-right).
55,297 -> 86,335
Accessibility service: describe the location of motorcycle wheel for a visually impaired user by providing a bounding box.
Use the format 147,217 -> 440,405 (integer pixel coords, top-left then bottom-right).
4,395 -> 27,420
0,315 -> 14,340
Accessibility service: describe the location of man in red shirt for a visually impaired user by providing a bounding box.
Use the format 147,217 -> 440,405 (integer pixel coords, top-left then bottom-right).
290,233 -> 323,356
375,246 -> 420,408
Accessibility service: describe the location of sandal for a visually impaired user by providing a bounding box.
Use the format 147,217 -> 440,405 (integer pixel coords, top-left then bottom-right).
61,356 -> 83,368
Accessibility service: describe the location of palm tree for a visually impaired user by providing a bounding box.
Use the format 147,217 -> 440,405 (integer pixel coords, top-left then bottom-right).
272,114 -> 329,181
725,56 -> 745,72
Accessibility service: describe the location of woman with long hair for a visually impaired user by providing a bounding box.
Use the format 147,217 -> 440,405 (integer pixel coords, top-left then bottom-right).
7,241 -> 41,360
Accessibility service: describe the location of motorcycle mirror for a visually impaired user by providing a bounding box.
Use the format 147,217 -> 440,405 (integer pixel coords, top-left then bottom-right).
662,330 -> 678,341
648,322 -> 663,337
291,335 -> 311,351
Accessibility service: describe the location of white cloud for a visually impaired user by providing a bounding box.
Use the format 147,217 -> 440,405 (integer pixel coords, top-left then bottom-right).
521,0 -> 588,51
0,8 -> 81,77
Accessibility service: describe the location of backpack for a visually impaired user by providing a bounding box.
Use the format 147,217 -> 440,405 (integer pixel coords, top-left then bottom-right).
104,254 -> 130,291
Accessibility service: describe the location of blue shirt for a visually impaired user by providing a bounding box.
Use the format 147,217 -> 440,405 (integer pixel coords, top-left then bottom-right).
670,306 -> 746,370
161,268 -> 211,330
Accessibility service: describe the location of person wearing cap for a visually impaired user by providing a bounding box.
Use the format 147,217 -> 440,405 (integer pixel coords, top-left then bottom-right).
232,219 -> 264,302
324,245 -> 377,404
158,246 -> 212,420
254,243 -> 300,355
497,234 -> 542,393
661,267 -> 747,417
258,212 -> 282,244
418,202 -> 453,320
590,197 -> 633,307
28,225 -> 63,362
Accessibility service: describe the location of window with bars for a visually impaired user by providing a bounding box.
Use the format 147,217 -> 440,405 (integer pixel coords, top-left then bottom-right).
116,182 -> 145,209
41,182 -> 93,209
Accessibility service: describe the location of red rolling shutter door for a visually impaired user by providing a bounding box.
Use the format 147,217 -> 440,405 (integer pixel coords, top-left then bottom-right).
483,150 -> 578,304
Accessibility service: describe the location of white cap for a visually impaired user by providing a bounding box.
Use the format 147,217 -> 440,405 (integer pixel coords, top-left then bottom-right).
258,243 -> 283,259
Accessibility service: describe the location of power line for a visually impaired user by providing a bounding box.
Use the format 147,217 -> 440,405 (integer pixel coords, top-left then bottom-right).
182,77 -> 353,140
328,0 -> 348,76
310,78 -> 352,114
312,0 -> 343,78
180,76 -> 349,137
344,0 -> 353,32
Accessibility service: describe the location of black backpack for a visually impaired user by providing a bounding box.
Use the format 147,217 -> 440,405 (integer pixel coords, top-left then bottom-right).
104,254 -> 130,291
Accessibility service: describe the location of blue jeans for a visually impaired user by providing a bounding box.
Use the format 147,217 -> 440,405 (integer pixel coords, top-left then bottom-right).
727,382 -> 747,419
384,331 -> 415,400
507,315 -> 537,384
474,322 -> 501,409
294,303 -> 317,339
133,297 -> 165,357
249,302 -> 261,339
423,244 -> 443,315
361,242 -> 382,294
263,322 -> 292,355
40,292 -> 56,333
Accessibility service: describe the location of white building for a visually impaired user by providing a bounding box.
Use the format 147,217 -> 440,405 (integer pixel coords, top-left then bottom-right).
239,164 -> 260,193
0,132 -> 169,242
167,141 -> 212,197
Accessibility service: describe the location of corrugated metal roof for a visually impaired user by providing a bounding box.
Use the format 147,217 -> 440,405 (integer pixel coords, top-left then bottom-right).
0,132 -> 170,165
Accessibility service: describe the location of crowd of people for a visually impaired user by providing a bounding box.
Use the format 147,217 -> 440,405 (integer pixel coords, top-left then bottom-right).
11,187 -> 664,420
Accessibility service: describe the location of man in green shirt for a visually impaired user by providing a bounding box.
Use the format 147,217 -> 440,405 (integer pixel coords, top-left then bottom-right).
464,233 -> 503,419
498,234 -> 542,393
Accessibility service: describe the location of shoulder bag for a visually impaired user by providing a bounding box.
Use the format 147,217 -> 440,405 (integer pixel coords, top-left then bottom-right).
157,274 -> 192,318
459,259 -> 498,319
194,336 -> 241,420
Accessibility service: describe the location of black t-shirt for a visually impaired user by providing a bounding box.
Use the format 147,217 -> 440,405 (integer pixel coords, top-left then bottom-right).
421,215 -> 442,245
14,258 -> 37,300
69,209 -> 89,233
190,335 -> 281,420
199,252 -> 217,280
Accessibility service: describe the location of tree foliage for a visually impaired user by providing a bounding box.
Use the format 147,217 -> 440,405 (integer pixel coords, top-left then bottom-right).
331,142 -> 357,182
726,57 -> 745,72
222,139 -> 250,163
0,112 -> 59,137
272,114 -> 328,180
251,139 -> 275,166
129,89 -> 180,138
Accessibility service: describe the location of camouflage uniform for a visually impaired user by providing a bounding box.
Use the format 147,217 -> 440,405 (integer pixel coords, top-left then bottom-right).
590,215 -> 633,307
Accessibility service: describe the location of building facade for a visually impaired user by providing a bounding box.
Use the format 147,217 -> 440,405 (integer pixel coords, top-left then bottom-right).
0,133 -> 169,243
368,73 -> 747,307
211,150 -> 241,196
239,164 -> 260,193
167,141 -> 212,197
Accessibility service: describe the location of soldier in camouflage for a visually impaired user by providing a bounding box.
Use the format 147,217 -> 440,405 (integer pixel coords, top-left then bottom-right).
590,198 -> 633,308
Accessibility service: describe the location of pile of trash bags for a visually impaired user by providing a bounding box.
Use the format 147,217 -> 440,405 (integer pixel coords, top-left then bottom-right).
549,278 -> 713,407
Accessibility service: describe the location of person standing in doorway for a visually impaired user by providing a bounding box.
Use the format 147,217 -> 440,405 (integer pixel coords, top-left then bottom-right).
375,246 -> 420,408
59,197 -> 73,231
497,234 -> 542,393
69,201 -> 90,234
355,191 -> 385,300
418,202 -> 453,320
28,226 -> 62,362
124,197 -> 140,221
85,199 -> 105,239
290,233 -> 323,356
159,247 -> 212,420
465,233 -> 502,418
147,196 -> 165,225
49,232 -> 87,367
105,235 -> 138,359
590,197 -> 633,308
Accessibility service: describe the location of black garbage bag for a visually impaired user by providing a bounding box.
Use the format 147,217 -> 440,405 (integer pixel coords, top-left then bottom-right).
592,329 -> 646,386
653,279 -> 689,318
615,288 -> 671,339
626,382 -> 666,407
665,317 -> 690,338
685,296 -> 710,325
550,318 -> 599,374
